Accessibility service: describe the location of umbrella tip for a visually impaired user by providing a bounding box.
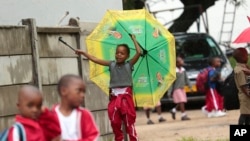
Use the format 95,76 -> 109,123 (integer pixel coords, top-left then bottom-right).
58,36 -> 62,41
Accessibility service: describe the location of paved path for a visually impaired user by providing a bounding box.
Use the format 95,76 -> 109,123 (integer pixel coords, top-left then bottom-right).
135,109 -> 239,141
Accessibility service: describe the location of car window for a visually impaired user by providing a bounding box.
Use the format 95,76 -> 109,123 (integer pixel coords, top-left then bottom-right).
175,36 -> 222,61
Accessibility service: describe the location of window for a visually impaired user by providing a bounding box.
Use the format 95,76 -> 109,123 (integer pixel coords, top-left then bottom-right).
176,36 -> 221,61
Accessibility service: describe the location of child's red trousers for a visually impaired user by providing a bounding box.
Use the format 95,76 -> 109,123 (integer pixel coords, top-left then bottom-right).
108,87 -> 138,141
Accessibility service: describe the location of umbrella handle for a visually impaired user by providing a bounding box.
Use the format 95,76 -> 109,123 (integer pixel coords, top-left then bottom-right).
58,37 -> 76,51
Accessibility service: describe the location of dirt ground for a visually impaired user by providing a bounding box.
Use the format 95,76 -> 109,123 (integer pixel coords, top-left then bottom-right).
134,109 -> 239,141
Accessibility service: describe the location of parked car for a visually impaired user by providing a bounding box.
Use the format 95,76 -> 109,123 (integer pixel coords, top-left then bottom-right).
161,32 -> 233,104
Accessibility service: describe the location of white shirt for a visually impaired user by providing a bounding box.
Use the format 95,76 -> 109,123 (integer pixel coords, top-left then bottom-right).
55,106 -> 79,140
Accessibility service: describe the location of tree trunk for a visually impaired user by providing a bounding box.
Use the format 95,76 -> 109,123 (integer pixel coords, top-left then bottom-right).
122,0 -> 217,33
169,0 -> 217,33
123,0 -> 145,10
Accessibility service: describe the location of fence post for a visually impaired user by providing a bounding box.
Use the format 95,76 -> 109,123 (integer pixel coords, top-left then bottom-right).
22,19 -> 42,91
75,32 -> 83,79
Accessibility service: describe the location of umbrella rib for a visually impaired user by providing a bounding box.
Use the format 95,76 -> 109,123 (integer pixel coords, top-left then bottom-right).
132,57 -> 144,78
109,11 -> 130,35
89,68 -> 110,79
147,40 -> 167,52
145,55 -> 155,104
144,11 -> 155,103
110,12 -> 129,34
131,57 -> 145,107
109,11 -> 146,52
147,53 -> 169,72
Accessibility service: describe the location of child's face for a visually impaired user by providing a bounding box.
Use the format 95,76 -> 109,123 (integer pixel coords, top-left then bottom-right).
64,78 -> 85,108
18,93 -> 43,120
176,57 -> 184,67
213,58 -> 221,68
115,46 -> 129,63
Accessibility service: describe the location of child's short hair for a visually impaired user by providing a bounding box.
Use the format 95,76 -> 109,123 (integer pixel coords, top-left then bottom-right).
117,44 -> 130,55
208,56 -> 220,66
57,74 -> 82,95
176,56 -> 183,62
233,47 -> 248,62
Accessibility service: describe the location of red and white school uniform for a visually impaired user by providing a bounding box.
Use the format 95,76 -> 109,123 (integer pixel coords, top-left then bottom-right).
7,115 -> 46,141
205,67 -> 224,112
39,108 -> 61,141
108,87 -> 138,141
52,105 -> 100,141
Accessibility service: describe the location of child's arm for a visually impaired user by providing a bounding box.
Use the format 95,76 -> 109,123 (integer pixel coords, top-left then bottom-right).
39,108 -> 61,141
240,85 -> 250,97
129,34 -> 141,65
209,70 -> 220,82
235,71 -> 250,97
80,109 -> 100,141
167,83 -> 174,98
184,71 -> 192,89
75,50 -> 110,66
242,67 -> 250,75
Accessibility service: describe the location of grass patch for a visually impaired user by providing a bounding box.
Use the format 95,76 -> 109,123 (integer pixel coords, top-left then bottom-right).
177,136 -> 229,141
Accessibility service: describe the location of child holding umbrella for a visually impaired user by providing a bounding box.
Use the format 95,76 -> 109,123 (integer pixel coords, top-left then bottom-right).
75,34 -> 141,141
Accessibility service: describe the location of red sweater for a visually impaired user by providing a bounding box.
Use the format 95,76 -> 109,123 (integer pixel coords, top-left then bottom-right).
7,115 -> 46,141
7,109 -> 61,141
52,105 -> 100,141
39,108 -> 61,141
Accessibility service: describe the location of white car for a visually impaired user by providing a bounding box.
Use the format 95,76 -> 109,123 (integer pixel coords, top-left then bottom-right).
161,32 -> 233,104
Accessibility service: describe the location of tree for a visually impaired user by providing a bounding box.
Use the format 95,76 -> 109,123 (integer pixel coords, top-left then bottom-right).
169,0 -> 246,32
168,0 -> 216,32
123,0 -> 246,33
122,0 -> 217,32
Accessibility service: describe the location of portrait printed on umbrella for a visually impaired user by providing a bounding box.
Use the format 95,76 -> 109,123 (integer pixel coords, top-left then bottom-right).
152,27 -> 162,38
156,72 -> 164,87
108,27 -> 122,39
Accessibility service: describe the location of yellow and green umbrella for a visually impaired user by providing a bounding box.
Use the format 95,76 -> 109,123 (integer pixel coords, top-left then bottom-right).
86,9 -> 176,107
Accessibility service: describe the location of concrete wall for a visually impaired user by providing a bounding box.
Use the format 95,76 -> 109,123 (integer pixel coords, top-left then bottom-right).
0,19 -> 113,141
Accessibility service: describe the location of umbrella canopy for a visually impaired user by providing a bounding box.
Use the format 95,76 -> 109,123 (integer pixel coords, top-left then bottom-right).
233,27 -> 250,43
86,9 -> 176,107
